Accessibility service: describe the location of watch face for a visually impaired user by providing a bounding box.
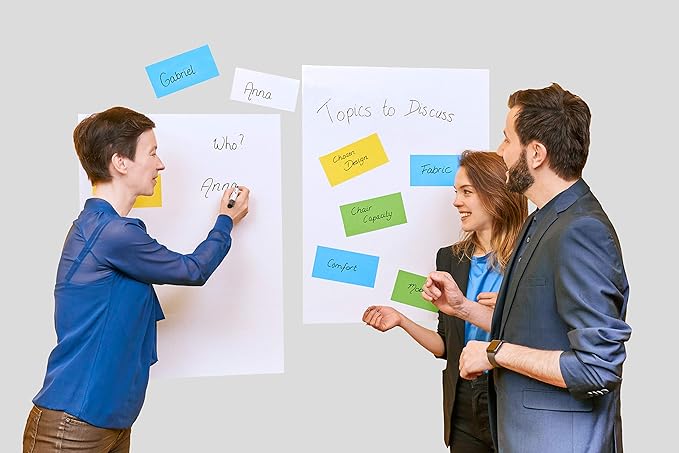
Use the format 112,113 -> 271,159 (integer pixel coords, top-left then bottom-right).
487,340 -> 502,352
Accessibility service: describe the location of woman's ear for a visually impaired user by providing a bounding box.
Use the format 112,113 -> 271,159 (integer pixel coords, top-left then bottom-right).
110,153 -> 128,175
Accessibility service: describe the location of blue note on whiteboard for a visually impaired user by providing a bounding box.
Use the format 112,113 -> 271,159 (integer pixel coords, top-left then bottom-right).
410,155 -> 460,186
311,246 -> 379,288
145,45 -> 219,98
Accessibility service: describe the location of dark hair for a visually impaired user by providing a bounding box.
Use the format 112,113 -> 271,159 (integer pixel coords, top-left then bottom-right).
508,83 -> 591,180
453,151 -> 528,271
73,106 -> 155,184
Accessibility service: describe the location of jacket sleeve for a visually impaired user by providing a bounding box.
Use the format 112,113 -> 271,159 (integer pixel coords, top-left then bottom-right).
94,215 -> 233,286
556,216 -> 631,399
435,246 -> 448,360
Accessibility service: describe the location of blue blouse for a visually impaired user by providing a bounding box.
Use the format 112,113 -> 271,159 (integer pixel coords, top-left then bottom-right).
33,198 -> 233,429
464,253 -> 503,345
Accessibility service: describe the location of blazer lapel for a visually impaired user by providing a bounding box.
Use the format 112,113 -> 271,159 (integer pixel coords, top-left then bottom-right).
491,213 -> 533,338
494,179 -> 591,338
499,210 -> 558,337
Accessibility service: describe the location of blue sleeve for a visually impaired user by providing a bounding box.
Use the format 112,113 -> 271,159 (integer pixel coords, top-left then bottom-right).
94,214 -> 233,286
555,217 -> 631,399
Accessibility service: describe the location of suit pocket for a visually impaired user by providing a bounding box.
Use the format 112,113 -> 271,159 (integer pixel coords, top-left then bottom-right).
523,277 -> 546,287
522,389 -> 593,412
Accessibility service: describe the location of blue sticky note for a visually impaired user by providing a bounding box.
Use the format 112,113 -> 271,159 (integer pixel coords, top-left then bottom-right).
311,246 -> 379,288
410,155 -> 460,186
145,45 -> 219,98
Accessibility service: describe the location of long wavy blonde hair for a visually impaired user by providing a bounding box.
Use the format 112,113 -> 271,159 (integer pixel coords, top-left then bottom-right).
452,150 -> 528,271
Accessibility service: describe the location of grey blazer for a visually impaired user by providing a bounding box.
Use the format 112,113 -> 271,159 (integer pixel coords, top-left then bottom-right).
489,179 -> 631,453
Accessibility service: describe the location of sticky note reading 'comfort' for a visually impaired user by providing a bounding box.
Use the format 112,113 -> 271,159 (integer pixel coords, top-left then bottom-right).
339,192 -> 407,237
230,68 -> 300,112
311,245 -> 379,288
145,45 -> 219,98
390,270 -> 437,312
410,155 -> 460,186
319,133 -> 389,186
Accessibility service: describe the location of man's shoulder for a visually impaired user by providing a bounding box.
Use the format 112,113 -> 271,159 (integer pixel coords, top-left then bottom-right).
559,191 -> 617,235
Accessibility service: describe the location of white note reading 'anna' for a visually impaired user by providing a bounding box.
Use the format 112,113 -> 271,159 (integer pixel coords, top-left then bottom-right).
230,68 -> 300,112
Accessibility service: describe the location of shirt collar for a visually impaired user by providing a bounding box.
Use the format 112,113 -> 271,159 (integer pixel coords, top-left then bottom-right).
84,198 -> 119,216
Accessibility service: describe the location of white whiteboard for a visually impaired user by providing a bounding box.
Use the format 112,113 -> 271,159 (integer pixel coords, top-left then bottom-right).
302,66 -> 489,326
78,114 -> 284,378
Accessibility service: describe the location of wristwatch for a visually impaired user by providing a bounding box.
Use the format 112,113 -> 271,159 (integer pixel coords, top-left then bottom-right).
486,339 -> 505,368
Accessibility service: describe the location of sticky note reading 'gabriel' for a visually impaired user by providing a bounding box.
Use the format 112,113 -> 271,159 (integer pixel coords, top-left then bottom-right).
145,45 -> 219,98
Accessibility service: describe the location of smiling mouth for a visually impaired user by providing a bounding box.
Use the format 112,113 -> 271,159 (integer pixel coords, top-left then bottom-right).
460,212 -> 471,219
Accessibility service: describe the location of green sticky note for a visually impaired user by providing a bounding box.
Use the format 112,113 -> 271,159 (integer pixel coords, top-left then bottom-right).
339,192 -> 407,237
390,270 -> 438,312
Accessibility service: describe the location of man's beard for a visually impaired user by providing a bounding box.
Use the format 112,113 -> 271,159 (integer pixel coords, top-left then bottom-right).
507,149 -> 534,194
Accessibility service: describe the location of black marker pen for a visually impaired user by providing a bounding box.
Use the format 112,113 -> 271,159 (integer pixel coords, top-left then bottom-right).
227,186 -> 240,208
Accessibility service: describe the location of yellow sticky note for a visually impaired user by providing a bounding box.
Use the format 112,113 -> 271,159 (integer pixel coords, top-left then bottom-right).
134,174 -> 163,208
91,174 -> 163,208
319,133 -> 389,186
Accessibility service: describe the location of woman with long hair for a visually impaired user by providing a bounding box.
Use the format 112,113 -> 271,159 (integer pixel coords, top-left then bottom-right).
363,150 -> 527,452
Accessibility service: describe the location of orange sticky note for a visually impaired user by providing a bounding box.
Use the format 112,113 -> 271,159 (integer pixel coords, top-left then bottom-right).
319,133 -> 389,186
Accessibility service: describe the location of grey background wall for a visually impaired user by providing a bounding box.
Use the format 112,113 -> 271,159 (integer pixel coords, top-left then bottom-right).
3,1 -> 676,451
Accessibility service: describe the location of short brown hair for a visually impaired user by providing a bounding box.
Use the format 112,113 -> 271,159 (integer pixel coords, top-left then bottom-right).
73,106 -> 155,184
508,83 -> 591,180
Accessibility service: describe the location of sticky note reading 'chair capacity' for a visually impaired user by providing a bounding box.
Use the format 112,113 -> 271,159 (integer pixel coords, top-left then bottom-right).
410,155 -> 460,186
311,245 -> 379,288
339,192 -> 407,237
93,175 -> 163,208
145,45 -> 219,98
319,133 -> 389,186
390,270 -> 437,312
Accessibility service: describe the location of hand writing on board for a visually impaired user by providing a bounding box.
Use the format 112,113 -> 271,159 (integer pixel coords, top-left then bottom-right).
220,185 -> 250,226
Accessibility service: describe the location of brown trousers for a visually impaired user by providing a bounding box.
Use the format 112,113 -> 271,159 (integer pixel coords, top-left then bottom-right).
23,406 -> 131,453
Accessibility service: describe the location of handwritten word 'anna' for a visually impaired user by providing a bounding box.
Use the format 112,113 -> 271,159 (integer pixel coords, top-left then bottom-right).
200,178 -> 237,198
244,82 -> 272,101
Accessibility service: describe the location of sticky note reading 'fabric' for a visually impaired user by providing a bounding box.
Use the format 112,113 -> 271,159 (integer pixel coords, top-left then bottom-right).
410,155 -> 460,186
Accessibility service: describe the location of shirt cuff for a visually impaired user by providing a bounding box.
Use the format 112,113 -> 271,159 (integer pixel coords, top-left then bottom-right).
215,214 -> 234,234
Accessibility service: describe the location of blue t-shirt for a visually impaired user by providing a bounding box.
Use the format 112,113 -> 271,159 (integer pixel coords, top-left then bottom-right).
464,253 -> 503,344
33,198 -> 233,429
